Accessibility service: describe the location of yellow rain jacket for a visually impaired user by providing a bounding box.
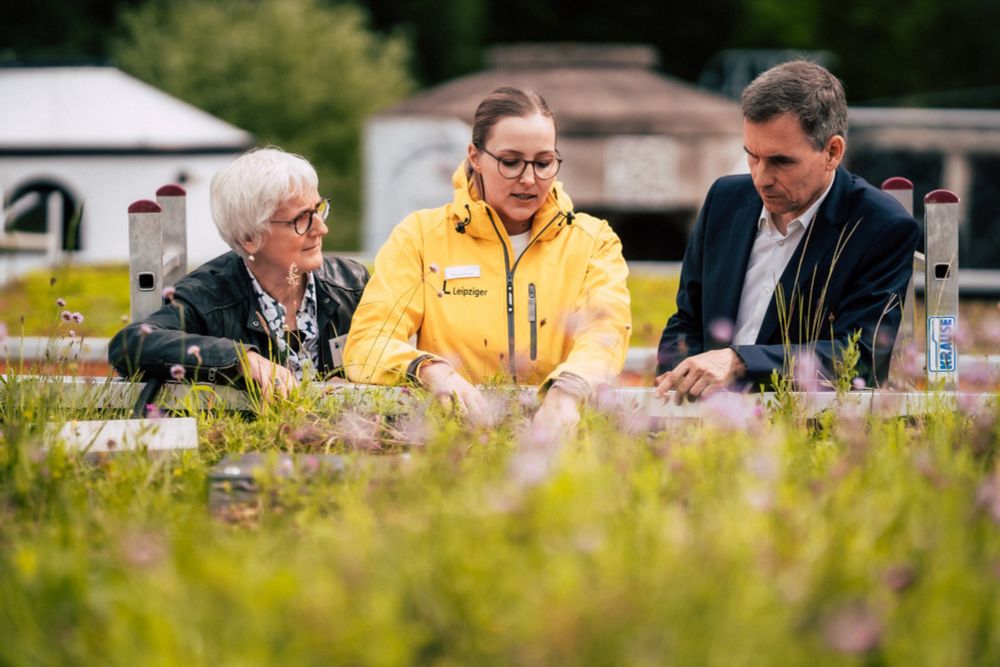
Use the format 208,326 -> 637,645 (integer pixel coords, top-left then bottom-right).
344,164 -> 631,391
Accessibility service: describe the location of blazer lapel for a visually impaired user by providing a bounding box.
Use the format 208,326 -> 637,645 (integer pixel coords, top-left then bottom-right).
757,168 -> 852,343
713,199 -> 761,327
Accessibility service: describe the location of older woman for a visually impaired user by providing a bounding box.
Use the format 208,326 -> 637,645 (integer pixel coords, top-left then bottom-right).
109,147 -> 369,396
344,87 -> 631,429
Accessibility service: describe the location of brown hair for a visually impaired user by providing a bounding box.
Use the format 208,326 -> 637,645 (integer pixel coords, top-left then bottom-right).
471,87 -> 556,149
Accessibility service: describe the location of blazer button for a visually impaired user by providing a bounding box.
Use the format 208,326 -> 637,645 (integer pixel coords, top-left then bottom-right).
253,320 -> 259,326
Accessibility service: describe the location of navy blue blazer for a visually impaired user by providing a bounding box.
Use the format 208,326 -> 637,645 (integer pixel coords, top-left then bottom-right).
656,166 -> 920,387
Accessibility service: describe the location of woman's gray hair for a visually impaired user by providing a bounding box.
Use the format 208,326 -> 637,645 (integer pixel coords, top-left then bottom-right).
740,60 -> 848,150
210,146 -> 319,257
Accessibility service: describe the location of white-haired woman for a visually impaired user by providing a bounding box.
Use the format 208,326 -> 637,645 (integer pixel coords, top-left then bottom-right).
110,147 -> 369,396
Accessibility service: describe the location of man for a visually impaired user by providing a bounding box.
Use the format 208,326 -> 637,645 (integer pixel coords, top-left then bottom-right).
655,61 -> 920,402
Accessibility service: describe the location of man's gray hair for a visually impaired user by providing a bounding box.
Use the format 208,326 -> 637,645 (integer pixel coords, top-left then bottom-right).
740,60 -> 848,150
210,147 -> 319,258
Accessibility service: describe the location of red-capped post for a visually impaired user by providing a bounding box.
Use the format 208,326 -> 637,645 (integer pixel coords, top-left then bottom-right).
923,189 -> 960,391
156,184 -> 187,289
882,177 -> 922,388
128,199 -> 163,323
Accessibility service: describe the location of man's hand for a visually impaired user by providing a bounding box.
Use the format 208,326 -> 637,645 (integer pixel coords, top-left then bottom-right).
529,386 -> 581,444
245,350 -> 298,400
418,361 -> 489,423
655,348 -> 746,404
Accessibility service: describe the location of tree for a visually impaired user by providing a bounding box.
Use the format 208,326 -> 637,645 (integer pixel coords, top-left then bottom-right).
113,0 -> 414,249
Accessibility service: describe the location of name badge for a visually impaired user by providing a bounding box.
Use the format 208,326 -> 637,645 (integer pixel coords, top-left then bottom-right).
444,265 -> 481,280
328,334 -> 347,370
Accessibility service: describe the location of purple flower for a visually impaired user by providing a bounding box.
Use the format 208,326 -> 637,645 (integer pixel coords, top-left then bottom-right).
145,404 -> 164,420
55,298 -> 66,307
71,312 -> 84,323
794,350 -> 822,393
437,290 -> 445,298
60,310 -> 72,322
702,390 -> 764,431
187,344 -> 202,363
852,377 -> 866,390
428,262 -> 439,273
821,603 -> 883,654
170,364 -> 185,381
67,329 -> 76,338
708,318 -> 734,344
139,323 -> 153,336
162,286 -> 176,302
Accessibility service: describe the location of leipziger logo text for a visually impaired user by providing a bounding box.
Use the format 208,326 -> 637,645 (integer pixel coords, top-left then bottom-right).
442,281 -> 488,297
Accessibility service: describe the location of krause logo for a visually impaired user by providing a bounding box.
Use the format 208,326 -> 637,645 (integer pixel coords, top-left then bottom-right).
927,316 -> 957,373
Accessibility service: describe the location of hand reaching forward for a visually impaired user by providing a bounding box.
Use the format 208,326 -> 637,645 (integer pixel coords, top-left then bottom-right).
418,361 -> 489,424
655,348 -> 746,404
529,386 -> 582,444
245,350 -> 299,400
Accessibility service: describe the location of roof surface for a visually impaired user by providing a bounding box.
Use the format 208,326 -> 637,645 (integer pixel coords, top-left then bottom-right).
0,66 -> 254,152
380,44 -> 741,136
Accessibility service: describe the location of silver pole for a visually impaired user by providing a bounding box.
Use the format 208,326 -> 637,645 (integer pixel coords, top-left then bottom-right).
128,200 -> 164,323
924,189 -> 960,391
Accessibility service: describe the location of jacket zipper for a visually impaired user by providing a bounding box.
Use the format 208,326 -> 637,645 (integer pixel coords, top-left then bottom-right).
528,283 -> 537,361
485,208 -> 568,379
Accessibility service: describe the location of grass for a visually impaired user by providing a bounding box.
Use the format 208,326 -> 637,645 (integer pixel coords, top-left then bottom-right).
1,373 -> 1000,664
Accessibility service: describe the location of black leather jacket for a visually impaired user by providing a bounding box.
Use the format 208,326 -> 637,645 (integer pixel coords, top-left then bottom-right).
109,251 -> 369,382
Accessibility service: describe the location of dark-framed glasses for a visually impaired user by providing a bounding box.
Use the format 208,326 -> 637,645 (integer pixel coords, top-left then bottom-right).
270,198 -> 331,235
477,146 -> 562,180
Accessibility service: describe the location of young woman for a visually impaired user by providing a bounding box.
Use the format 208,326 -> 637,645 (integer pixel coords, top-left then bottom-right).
110,147 -> 369,397
344,87 -> 630,429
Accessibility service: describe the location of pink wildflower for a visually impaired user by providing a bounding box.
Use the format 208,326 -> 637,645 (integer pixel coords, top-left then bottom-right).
708,318 -> 734,344
821,603 -> 883,654
794,350 -> 822,393
145,404 -> 164,419
162,286 -> 176,301
170,364 -> 185,381
428,262 -> 439,273
55,297 -> 66,307
67,330 -> 76,338
701,390 -> 764,432
437,290 -> 445,298
187,345 -> 202,363
71,312 -> 84,323
139,323 -> 153,336
60,310 -> 72,322
851,377 -> 866,390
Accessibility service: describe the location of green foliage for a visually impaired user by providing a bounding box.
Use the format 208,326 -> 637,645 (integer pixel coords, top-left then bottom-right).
832,329 -> 863,394
3,381 -> 1000,664
0,263 -> 129,338
112,0 -> 414,250
626,270 -> 679,347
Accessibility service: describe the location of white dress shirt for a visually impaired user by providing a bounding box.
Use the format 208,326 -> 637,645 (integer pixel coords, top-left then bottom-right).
732,180 -> 835,346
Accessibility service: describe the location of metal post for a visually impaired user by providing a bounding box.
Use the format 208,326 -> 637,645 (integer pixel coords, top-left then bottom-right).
128,200 -> 163,323
156,184 -> 187,288
924,189 -> 960,390
882,177 -> 920,387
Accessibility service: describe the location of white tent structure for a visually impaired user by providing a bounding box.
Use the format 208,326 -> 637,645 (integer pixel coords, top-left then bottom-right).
0,65 -> 254,283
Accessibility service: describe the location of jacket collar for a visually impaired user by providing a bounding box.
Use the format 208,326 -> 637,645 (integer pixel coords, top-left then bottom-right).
448,163 -> 574,243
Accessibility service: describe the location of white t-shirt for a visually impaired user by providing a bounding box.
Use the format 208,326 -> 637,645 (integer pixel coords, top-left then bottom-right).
509,231 -> 531,259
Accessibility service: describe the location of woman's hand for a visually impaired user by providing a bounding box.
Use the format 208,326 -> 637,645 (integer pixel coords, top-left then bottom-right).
418,361 -> 489,423
529,386 -> 581,443
245,350 -> 298,400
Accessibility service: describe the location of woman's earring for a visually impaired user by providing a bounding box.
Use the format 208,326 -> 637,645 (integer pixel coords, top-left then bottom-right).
248,254 -> 255,262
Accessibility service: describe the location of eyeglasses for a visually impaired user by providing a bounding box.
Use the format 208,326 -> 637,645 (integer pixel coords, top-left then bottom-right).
476,146 -> 562,180
269,198 -> 331,235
